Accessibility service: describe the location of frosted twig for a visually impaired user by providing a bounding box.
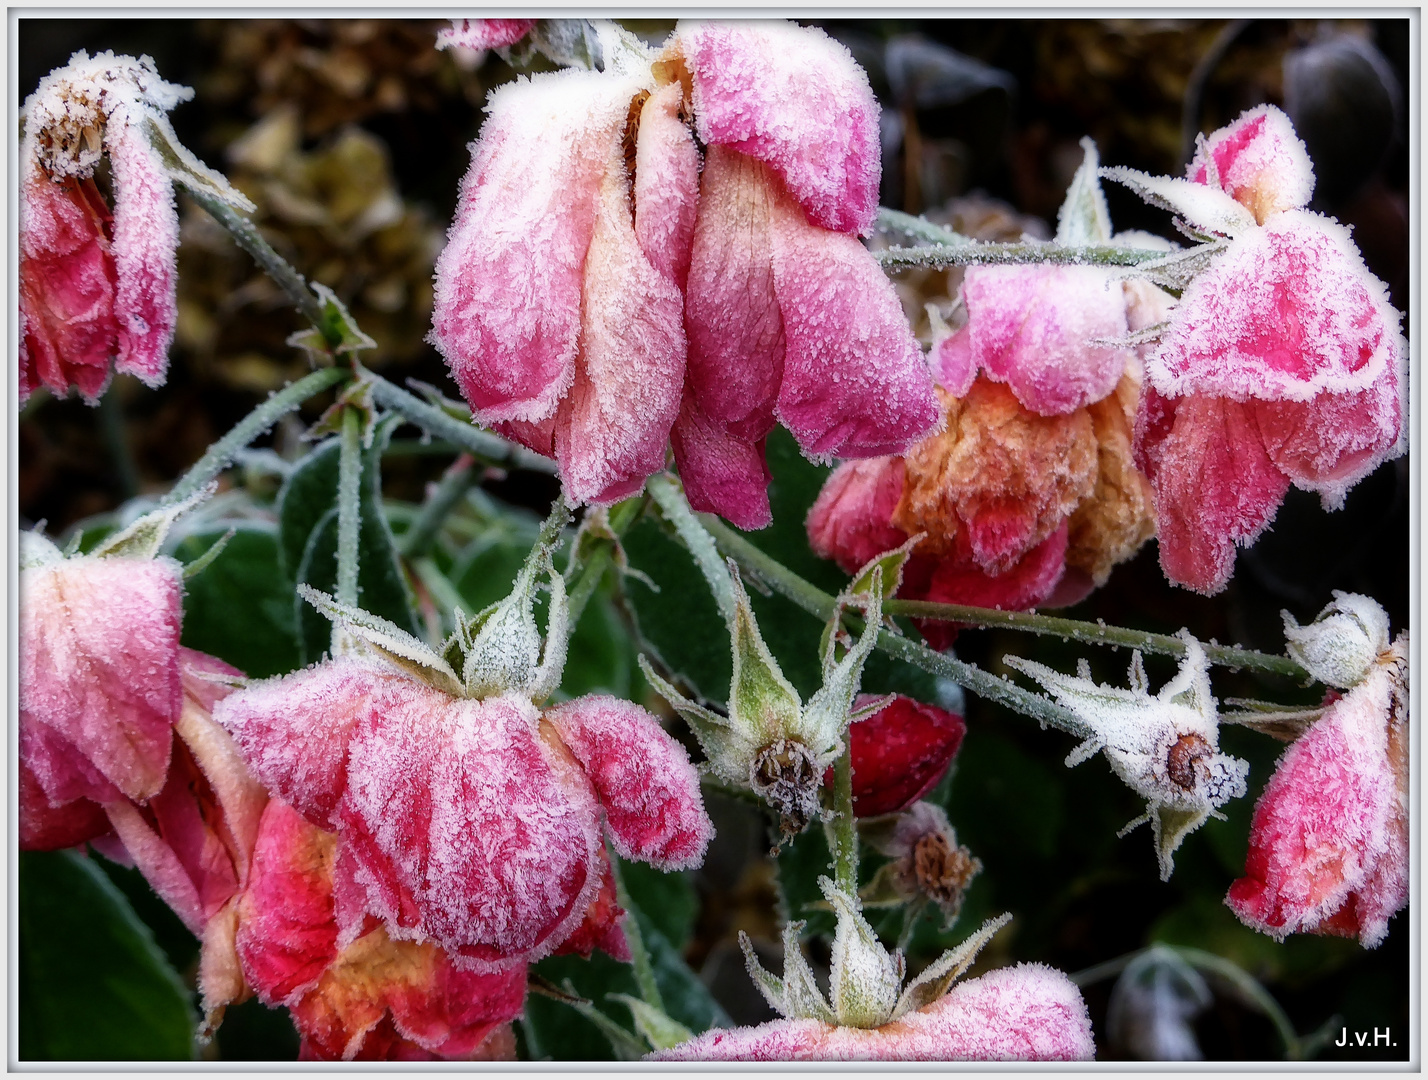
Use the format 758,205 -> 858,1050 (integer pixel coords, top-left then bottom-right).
335,406 -> 362,609
874,239 -> 1175,272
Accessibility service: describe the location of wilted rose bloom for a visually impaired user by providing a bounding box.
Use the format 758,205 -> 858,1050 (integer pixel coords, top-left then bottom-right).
235,799 -> 526,1061
1131,105 -> 1406,594
824,694 -> 966,818
808,370 -> 1154,649
652,963 -> 1094,1061
216,658 -> 712,971
19,51 -> 252,404
1227,633 -> 1408,948
430,20 -> 937,518
862,801 -> 982,926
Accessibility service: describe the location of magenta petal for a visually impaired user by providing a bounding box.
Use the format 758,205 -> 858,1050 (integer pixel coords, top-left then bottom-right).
1137,391 -> 1290,595
680,20 -> 881,235
930,324 -> 977,397
670,392 -> 773,530
634,82 -> 701,290
806,456 -> 909,575
430,68 -> 646,425
106,112 -> 179,386
963,265 -> 1130,416
18,759 -> 110,851
770,197 -> 939,460
684,147 -> 786,443
20,556 -> 182,803
1150,210 -> 1403,404
553,118 -> 687,505
1189,104 -> 1314,222
543,695 -> 713,870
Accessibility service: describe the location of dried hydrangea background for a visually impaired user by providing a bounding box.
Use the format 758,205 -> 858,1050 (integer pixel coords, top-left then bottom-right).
17,17 -> 1409,1062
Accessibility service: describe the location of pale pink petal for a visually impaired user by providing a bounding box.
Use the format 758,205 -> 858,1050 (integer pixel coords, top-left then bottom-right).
1149,210 -> 1403,404
654,963 -> 1093,1061
106,109 -> 179,386
20,556 -> 182,802
670,392 -> 773,530
1135,390 -> 1290,596
430,67 -> 647,425
634,81 -> 701,290
963,265 -> 1130,416
104,797 -> 206,934
17,759 -> 109,851
544,694 -> 713,870
683,147 -> 786,443
680,20 -> 882,235
331,691 -> 603,968
216,658 -> 388,826
1189,104 -> 1314,223
18,161 -> 117,403
19,714 -> 122,807
198,898 -> 246,1032
770,194 -> 940,460
436,19 -> 535,51
806,456 -> 909,575
1227,653 -> 1407,948
930,324 -> 977,398
553,117 -> 687,505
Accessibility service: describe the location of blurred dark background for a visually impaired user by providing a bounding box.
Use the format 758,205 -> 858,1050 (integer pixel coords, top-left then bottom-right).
16,18 -> 1412,1063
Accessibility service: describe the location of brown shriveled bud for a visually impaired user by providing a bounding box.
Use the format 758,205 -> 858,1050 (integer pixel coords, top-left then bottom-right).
893,381 -> 1097,573
865,802 -> 982,927
751,739 -> 824,840
910,831 -> 982,911
1165,732 -> 1213,791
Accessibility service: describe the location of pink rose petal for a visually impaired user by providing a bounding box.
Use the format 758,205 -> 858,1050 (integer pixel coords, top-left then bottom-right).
18,759 -> 109,851
544,694 -> 713,870
806,456 -> 909,575
930,324 -> 977,398
669,392 -> 773,530
680,20 -> 881,236
1189,104 -> 1314,223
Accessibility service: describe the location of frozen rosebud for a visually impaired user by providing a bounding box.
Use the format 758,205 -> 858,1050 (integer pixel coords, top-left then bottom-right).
1007,636 -> 1249,880
431,57 -> 694,506
1282,592 -> 1391,690
19,51 -> 252,404
862,802 -> 981,927
435,18 -> 536,51
1227,634 -> 1407,948
825,696 -> 966,818
1188,104 -> 1315,224
236,800 -> 527,1061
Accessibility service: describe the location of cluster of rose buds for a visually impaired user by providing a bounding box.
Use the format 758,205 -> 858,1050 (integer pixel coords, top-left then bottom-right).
1227,595 -> 1408,947
430,19 -> 940,520
19,51 -> 253,404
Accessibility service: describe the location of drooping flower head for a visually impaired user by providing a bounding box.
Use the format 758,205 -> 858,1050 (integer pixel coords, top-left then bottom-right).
19,51 -> 253,404
1007,636 -> 1249,880
1227,598 -> 1407,948
1105,105 -> 1406,594
430,20 -> 939,519
216,501 -> 713,971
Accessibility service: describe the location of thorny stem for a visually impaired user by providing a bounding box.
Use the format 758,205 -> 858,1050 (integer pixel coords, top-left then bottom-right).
161,367 -> 351,507
831,742 -> 858,896
606,842 -> 664,1013
882,599 -> 1307,679
185,188 -> 331,338
335,407 -> 363,609
874,240 -> 1173,272
365,375 -> 559,476
399,455 -> 477,559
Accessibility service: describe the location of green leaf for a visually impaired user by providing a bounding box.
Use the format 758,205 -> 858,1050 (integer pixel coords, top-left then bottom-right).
639,911 -> 731,1035
524,951 -> 639,1062
774,825 -> 838,939
19,850 -> 197,1061
618,859 -> 698,951
174,524 -> 301,678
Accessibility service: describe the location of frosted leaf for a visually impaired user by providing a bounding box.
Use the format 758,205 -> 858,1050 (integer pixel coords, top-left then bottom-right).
651,963 -> 1095,1061
822,877 -> 903,1029
678,20 -> 882,236
20,554 -> 183,804
1188,104 -> 1314,224
92,482 -> 212,559
1283,592 -> 1391,690
1227,635 -> 1407,947
1055,137 -> 1113,246
1101,165 -> 1256,238
1006,634 -> 1249,879
298,585 -> 462,696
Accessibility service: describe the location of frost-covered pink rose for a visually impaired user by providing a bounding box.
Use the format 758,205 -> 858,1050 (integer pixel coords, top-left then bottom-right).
19,51 -> 251,404
1227,634 -> 1408,948
216,659 -> 712,971
1135,105 -> 1406,595
236,799 -> 526,1061
671,21 -> 939,528
653,962 -> 1094,1061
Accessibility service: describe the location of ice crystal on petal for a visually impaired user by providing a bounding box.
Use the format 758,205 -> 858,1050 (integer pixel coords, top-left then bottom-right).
1007,635 -> 1248,880
1227,635 -> 1408,947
